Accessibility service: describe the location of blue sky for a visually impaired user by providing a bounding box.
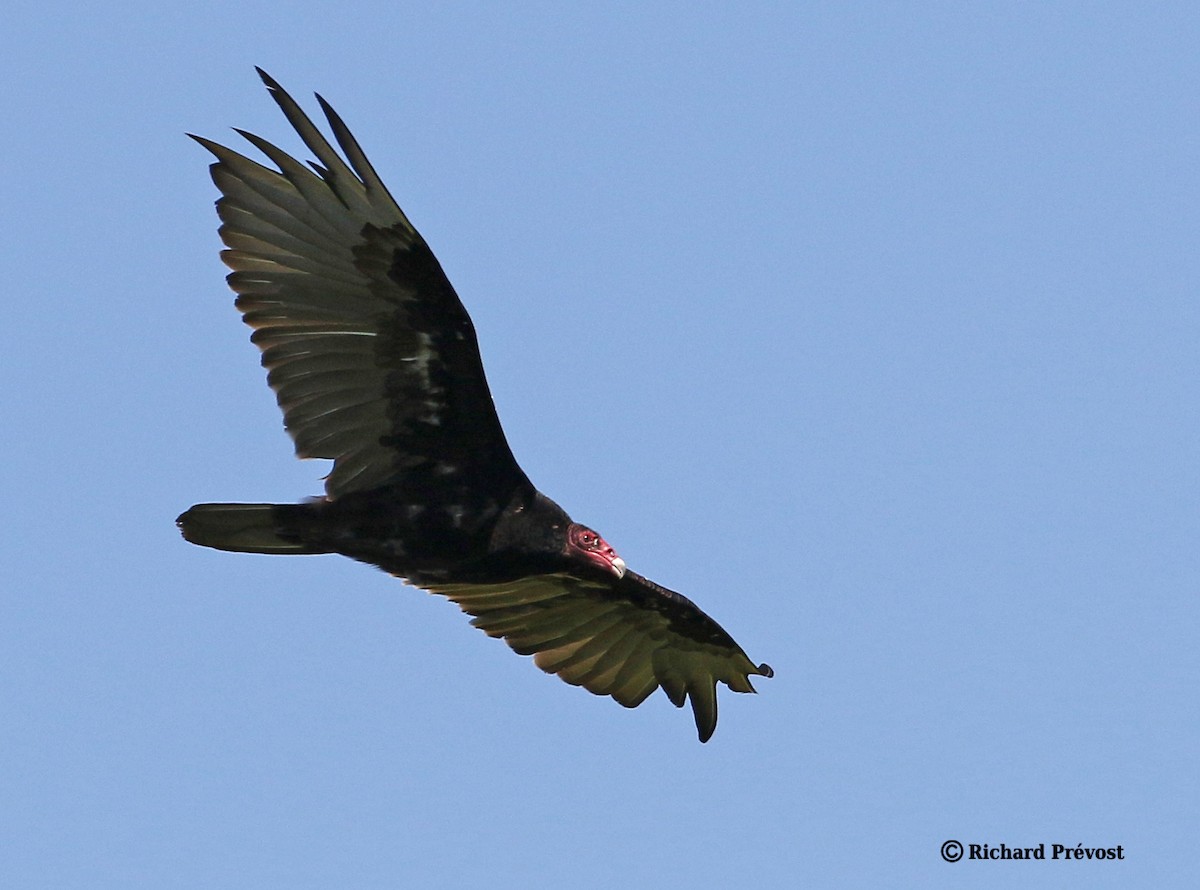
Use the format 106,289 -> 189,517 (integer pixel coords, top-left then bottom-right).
3,2 -> 1197,887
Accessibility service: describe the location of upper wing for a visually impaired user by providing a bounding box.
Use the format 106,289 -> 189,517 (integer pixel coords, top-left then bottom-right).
191,69 -> 528,501
428,571 -> 773,742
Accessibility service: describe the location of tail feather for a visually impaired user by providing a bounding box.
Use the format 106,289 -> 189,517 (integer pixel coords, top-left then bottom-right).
177,503 -> 331,554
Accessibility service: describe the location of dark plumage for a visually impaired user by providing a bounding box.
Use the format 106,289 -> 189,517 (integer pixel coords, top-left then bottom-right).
178,69 -> 772,742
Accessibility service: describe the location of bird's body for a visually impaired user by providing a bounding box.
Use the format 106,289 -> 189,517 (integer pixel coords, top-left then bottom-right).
179,70 -> 771,741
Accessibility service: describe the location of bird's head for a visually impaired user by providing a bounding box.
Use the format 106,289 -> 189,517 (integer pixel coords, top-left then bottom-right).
566,524 -> 626,579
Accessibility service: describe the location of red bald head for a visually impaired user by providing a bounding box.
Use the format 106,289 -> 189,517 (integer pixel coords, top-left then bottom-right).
566,523 -> 626,578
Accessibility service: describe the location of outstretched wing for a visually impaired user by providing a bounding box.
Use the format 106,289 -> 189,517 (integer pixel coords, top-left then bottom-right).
191,69 -> 529,501
428,571 -> 773,742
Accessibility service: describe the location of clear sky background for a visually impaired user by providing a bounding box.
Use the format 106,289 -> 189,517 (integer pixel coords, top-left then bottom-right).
3,3 -> 1196,887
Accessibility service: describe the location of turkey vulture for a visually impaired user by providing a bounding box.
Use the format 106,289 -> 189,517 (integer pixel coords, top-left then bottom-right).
177,69 -> 772,742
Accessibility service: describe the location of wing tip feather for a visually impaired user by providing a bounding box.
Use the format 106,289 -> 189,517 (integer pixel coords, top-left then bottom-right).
255,66 -> 280,91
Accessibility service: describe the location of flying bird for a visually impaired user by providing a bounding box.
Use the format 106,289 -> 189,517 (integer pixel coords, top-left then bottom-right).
178,69 -> 772,742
